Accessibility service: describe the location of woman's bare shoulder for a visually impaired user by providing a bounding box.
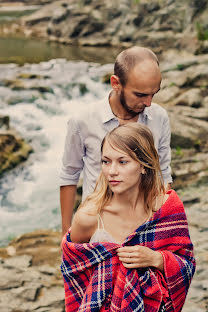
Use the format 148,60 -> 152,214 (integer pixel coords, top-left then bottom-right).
73,201 -> 98,229
71,202 -> 98,243
154,193 -> 169,211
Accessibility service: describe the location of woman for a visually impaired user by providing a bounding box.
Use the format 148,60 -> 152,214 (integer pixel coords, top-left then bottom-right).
61,123 -> 195,312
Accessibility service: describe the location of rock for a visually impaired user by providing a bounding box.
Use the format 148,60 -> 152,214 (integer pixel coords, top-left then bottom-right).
0,132 -> 33,176
0,0 -> 206,53
6,246 -> 16,256
168,107 -> 208,149
0,230 -> 64,312
3,254 -> 32,269
174,88 -> 203,108
1,79 -> 25,90
153,85 -> 180,103
203,96 -> 208,107
0,267 -> 23,290
11,283 -> 41,301
0,115 -> 10,130
38,264 -> 57,275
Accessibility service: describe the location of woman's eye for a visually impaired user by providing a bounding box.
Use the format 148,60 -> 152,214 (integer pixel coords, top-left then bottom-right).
120,160 -> 128,164
101,159 -> 109,164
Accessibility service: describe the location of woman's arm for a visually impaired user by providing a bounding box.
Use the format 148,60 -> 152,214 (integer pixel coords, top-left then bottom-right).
70,207 -> 97,243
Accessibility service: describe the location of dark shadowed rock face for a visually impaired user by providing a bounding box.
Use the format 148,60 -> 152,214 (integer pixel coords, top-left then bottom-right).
1,0 -> 208,53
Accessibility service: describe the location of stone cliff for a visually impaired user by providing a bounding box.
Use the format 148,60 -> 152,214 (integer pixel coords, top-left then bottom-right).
1,0 -> 208,54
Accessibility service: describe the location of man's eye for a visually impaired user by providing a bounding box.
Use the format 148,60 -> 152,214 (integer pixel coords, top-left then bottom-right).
134,93 -> 144,98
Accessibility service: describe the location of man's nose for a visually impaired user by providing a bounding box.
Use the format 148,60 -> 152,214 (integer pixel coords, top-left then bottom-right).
144,95 -> 153,107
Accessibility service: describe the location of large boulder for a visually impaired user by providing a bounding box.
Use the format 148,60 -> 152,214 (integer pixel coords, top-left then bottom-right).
0,125 -> 33,176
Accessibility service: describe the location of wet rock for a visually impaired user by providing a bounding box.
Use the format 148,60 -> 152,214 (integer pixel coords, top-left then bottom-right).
0,115 -> 10,130
0,132 -> 33,176
7,94 -> 38,105
1,79 -> 26,90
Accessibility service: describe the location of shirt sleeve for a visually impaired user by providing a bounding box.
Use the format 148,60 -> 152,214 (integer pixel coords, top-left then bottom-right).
158,112 -> 172,185
59,117 -> 85,186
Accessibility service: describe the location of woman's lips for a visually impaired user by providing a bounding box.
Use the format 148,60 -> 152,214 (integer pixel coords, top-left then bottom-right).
109,180 -> 121,186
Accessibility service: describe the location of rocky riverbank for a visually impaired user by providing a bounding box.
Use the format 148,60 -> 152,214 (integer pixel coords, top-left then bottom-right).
0,1 -> 207,311
0,182 -> 207,312
1,50 -> 207,310
0,230 -> 65,312
0,0 -> 208,55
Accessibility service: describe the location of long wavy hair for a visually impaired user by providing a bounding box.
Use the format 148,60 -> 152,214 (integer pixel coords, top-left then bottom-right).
81,123 -> 165,215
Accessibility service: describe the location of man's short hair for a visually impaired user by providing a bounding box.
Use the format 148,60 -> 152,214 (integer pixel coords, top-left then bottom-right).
114,46 -> 159,86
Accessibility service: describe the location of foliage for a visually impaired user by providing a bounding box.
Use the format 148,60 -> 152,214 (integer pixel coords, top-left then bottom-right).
196,22 -> 208,41
175,146 -> 184,157
176,64 -> 186,71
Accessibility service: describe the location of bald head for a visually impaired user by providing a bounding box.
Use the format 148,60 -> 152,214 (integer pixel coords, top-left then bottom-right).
114,46 -> 159,86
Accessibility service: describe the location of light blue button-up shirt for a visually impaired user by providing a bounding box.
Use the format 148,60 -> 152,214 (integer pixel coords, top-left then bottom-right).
60,96 -> 172,200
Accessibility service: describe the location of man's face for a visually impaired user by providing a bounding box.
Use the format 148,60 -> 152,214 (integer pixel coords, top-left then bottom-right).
118,62 -> 161,115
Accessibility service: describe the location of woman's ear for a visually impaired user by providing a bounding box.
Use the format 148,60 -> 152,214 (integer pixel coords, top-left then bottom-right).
141,167 -> 146,175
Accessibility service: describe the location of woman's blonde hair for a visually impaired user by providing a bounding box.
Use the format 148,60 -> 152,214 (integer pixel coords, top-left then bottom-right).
81,123 -> 165,214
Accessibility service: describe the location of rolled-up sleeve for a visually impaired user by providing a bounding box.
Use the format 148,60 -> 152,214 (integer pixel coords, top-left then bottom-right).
158,113 -> 172,185
59,118 -> 85,186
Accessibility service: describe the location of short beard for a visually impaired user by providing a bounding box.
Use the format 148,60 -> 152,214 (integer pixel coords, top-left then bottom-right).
120,89 -> 140,117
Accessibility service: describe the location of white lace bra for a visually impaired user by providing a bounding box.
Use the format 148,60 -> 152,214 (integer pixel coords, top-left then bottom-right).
89,214 -> 118,243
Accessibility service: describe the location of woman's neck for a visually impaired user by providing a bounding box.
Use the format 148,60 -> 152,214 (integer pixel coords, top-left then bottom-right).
111,191 -> 144,214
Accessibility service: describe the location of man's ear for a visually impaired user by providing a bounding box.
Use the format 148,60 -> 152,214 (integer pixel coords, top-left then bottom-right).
110,75 -> 121,91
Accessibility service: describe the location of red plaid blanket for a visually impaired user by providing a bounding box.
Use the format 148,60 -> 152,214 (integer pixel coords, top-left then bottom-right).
61,190 -> 195,312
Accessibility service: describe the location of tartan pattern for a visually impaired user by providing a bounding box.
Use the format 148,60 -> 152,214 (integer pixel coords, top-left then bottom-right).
61,190 -> 195,312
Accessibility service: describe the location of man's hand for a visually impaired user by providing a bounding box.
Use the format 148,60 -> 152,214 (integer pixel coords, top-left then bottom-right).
117,246 -> 164,272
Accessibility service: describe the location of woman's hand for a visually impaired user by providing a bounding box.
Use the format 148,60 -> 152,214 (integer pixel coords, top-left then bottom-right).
117,246 -> 164,272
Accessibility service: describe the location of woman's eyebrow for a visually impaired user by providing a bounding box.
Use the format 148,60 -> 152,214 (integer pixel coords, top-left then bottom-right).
102,155 -> 128,159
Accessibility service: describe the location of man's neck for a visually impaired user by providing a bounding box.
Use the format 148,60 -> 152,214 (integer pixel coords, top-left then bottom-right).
109,91 -> 139,123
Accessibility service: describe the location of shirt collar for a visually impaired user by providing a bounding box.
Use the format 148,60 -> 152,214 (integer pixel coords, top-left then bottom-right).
140,106 -> 153,121
101,94 -> 116,124
100,94 -> 154,123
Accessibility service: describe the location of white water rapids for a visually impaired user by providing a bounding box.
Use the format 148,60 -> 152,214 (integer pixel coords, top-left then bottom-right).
0,59 -> 112,246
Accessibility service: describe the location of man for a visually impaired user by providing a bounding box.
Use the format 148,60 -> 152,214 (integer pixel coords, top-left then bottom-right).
60,46 -> 172,237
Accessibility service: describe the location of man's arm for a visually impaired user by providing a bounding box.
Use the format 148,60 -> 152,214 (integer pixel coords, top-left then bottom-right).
158,111 -> 173,187
60,118 -> 85,237
60,185 -> 77,237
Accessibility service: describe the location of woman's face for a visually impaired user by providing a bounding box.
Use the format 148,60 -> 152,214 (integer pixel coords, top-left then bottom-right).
101,140 -> 145,195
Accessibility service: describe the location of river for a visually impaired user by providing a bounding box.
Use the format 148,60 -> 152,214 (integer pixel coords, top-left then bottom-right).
0,36 -> 119,246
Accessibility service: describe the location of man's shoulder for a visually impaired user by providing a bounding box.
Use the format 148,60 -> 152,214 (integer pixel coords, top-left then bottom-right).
68,97 -> 108,123
147,102 -> 169,120
150,102 -> 168,114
